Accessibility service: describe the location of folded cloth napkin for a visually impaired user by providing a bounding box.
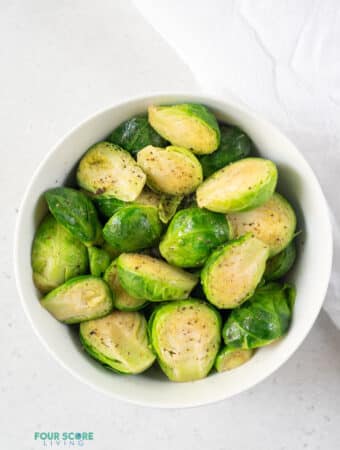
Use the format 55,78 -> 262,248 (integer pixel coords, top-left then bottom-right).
134,0 -> 340,327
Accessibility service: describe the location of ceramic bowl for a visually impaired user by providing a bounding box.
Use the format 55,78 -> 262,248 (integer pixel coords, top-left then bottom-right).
14,93 -> 333,408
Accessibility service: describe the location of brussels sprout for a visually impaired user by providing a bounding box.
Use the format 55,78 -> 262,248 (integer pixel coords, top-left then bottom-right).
200,125 -> 253,178
32,215 -> 88,293
159,208 -> 232,268
148,104 -> 220,154
44,187 -> 102,246
104,260 -> 148,311
215,347 -> 254,372
149,299 -> 221,382
92,195 -> 126,218
41,275 -> 113,324
264,240 -> 297,280
223,282 -> 295,349
116,253 -> 198,301
91,187 -> 161,219
201,233 -> 269,309
80,311 -> 156,374
158,194 -> 183,224
228,193 -> 296,257
108,115 -> 167,156
137,145 -> 203,195
88,247 -> 111,277
196,157 -> 278,213
103,205 -> 162,253
76,142 -> 146,201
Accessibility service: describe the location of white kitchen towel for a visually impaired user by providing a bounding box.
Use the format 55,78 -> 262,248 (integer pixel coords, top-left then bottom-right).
133,0 -> 340,327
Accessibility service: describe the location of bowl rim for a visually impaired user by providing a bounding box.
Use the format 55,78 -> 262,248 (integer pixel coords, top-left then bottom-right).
14,92 -> 333,408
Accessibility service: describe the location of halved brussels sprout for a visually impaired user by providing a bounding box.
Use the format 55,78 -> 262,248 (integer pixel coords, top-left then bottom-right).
223,282 -> 295,349
76,142 -> 146,201
137,145 -> 203,195
116,253 -> 198,301
149,299 -> 221,382
201,233 -> 269,308
200,125 -> 253,178
215,347 -> 254,372
41,275 -> 113,324
45,187 -> 102,246
148,104 -> 220,154
158,194 -> 183,224
80,311 -> 155,374
88,247 -> 111,277
264,240 -> 297,280
103,205 -> 162,253
196,157 -> 278,213
108,115 -> 167,156
159,208 -> 232,268
104,260 -> 148,311
32,215 -> 88,293
228,193 -> 296,256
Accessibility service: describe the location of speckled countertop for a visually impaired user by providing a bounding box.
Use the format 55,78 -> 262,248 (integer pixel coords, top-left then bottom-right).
1,1 -> 340,449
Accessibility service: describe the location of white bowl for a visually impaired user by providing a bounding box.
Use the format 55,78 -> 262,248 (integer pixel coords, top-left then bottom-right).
14,93 -> 333,408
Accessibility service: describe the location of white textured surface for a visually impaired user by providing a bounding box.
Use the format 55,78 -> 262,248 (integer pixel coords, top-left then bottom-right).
1,0 -> 340,448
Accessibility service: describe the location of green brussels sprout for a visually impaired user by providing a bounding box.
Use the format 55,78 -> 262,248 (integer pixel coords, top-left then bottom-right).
41,275 -> 113,324
76,142 -> 146,201
196,157 -> 278,213
116,253 -> 198,301
148,104 -> 220,154
92,195 -> 126,218
215,347 -> 254,372
223,282 -> 296,349
108,115 -> 167,156
264,240 -> 297,280
44,187 -> 102,246
32,215 -> 88,293
88,247 -> 111,277
159,208 -> 232,268
149,299 -> 221,382
91,187 -> 161,219
104,260 -> 148,311
201,233 -> 269,308
200,125 -> 253,178
228,193 -> 296,257
103,205 -> 162,253
158,194 -> 183,224
80,311 -> 156,374
137,145 -> 203,195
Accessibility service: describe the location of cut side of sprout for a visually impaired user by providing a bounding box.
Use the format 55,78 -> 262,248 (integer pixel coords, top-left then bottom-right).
137,145 -> 203,195
80,311 -> 155,374
77,142 -> 146,201
149,300 -> 221,382
196,157 -> 278,213
201,233 -> 269,308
